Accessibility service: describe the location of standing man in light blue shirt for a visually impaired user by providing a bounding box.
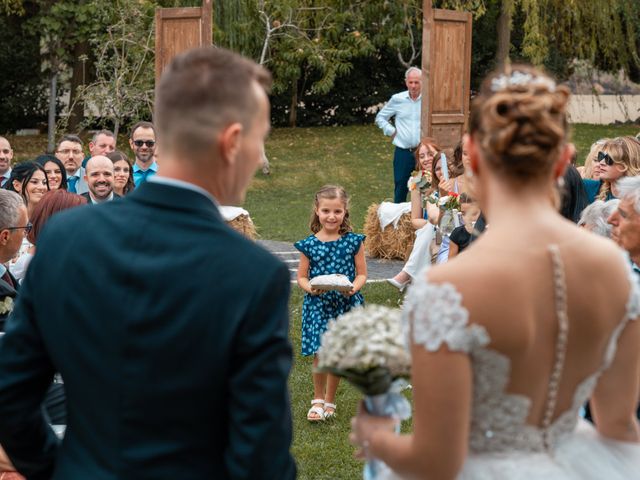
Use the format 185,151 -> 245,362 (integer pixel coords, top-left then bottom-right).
129,121 -> 158,187
375,66 -> 422,202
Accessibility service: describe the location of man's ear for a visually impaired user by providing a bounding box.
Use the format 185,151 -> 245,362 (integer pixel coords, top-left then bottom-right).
218,123 -> 243,166
0,229 -> 9,246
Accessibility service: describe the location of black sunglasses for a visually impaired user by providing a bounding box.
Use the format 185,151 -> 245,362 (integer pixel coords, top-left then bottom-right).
133,140 -> 155,148
596,151 -> 615,166
7,223 -> 32,234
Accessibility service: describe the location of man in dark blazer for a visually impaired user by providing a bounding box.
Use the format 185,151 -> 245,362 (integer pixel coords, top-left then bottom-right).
0,47 -> 296,480
0,190 -> 27,332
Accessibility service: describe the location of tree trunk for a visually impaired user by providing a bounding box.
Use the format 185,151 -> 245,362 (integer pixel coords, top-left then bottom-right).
495,0 -> 513,67
67,40 -> 90,132
47,71 -> 57,153
288,83 -> 298,128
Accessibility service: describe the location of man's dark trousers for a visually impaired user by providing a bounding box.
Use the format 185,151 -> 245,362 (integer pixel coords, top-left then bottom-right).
393,146 -> 415,203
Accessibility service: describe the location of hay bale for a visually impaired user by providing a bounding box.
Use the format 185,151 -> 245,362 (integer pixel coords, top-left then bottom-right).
227,214 -> 257,240
363,203 -> 415,261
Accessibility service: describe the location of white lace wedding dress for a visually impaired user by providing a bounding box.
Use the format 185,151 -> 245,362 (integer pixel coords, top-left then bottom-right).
387,246 -> 640,479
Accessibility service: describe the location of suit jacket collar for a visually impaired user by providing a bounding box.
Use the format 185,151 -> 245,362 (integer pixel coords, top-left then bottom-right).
0,271 -> 18,297
128,181 -> 223,221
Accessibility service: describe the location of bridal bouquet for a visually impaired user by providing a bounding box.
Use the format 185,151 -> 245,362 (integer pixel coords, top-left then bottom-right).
317,305 -> 411,479
407,169 -> 432,194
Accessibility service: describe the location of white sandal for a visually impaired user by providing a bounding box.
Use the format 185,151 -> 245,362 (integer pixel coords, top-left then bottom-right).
307,399 -> 325,422
324,402 -> 337,419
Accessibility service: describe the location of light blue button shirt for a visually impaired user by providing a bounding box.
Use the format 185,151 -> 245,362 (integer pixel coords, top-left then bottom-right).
133,161 -> 159,188
375,90 -> 421,149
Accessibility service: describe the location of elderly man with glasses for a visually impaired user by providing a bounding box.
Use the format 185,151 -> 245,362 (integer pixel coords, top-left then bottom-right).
129,121 -> 158,187
0,190 -> 28,331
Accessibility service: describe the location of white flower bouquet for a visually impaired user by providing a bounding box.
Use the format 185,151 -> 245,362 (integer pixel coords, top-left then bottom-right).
317,305 -> 410,394
317,305 -> 411,479
0,297 -> 14,315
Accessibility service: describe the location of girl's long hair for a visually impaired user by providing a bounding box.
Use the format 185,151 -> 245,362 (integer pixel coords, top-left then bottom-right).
309,185 -> 352,235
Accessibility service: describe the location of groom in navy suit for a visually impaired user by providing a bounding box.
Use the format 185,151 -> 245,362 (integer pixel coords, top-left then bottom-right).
0,47 -> 295,479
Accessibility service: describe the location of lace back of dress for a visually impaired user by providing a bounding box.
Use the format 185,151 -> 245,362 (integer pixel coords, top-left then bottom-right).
541,245 -> 570,450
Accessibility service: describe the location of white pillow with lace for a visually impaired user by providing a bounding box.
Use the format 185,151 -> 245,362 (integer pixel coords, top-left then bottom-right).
310,274 -> 353,292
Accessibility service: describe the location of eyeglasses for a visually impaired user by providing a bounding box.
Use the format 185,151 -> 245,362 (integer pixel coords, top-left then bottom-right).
57,149 -> 83,156
6,223 -> 32,234
596,151 -> 615,166
133,140 -> 155,148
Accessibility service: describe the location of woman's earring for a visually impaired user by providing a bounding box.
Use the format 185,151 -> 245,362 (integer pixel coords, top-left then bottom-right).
466,170 -> 474,178
556,177 -> 565,188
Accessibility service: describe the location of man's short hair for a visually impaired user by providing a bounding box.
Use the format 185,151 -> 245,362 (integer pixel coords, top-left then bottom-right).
405,66 -> 421,79
57,134 -> 84,149
616,176 -> 640,214
129,121 -> 155,140
0,190 -> 24,231
155,46 -> 272,159
91,130 -> 115,143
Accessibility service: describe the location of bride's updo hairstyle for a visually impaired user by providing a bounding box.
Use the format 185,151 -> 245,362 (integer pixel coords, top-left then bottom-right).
469,65 -> 570,183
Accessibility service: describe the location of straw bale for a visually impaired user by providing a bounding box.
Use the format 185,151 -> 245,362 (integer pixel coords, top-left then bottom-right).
363,203 -> 415,261
227,214 -> 257,240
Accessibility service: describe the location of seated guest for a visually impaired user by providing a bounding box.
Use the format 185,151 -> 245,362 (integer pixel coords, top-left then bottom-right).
559,164 -> 589,222
578,199 -> 619,238
129,121 -> 158,187
0,190 -> 27,330
107,150 -> 135,196
0,136 -> 14,188
10,190 -> 87,282
387,138 -> 441,290
36,154 -> 67,190
55,134 -> 87,194
448,193 -> 480,259
82,156 -> 117,204
608,176 -> 640,272
0,190 -> 27,479
4,162 -> 49,279
583,137 -> 640,202
82,129 -> 116,168
4,161 -> 49,218
578,139 -> 608,179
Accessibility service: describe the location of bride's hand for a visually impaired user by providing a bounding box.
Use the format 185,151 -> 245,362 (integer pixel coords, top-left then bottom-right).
349,401 -> 398,459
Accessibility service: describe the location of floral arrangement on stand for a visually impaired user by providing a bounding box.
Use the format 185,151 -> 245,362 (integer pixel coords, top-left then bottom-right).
429,191 -> 461,236
317,305 -> 411,479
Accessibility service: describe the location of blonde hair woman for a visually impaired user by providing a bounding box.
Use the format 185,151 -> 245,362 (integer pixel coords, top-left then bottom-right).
351,65 -> 640,479
583,136 -> 640,202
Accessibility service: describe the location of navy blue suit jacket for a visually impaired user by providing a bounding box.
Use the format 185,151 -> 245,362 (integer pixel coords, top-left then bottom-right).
0,181 -> 296,480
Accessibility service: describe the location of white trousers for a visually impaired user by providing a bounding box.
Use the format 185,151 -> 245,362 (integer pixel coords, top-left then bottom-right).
402,224 -> 435,279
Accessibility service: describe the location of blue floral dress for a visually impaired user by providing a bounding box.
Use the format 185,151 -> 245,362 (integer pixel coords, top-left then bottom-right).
294,232 -> 365,356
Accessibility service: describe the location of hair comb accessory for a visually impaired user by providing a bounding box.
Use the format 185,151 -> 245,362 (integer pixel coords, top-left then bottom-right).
490,71 -> 556,93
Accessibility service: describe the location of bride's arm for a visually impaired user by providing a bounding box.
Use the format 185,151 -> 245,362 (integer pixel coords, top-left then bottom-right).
352,344 -> 472,479
591,316 -> 640,442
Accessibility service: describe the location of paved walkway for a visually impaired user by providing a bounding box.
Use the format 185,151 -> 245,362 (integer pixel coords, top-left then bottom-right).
258,239 -> 404,283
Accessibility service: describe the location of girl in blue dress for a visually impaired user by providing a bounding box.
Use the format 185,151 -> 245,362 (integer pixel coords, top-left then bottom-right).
294,185 -> 367,422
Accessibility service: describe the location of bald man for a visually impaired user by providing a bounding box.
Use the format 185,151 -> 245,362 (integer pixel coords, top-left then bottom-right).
82,156 -> 117,204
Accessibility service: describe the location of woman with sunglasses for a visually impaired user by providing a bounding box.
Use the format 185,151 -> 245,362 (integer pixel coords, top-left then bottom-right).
583,137 -> 640,203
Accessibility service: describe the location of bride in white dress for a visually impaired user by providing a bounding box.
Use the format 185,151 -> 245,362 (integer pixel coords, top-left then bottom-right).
350,65 -> 640,479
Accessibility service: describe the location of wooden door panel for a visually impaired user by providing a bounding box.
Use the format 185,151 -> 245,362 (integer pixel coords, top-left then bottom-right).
421,2 -> 472,151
